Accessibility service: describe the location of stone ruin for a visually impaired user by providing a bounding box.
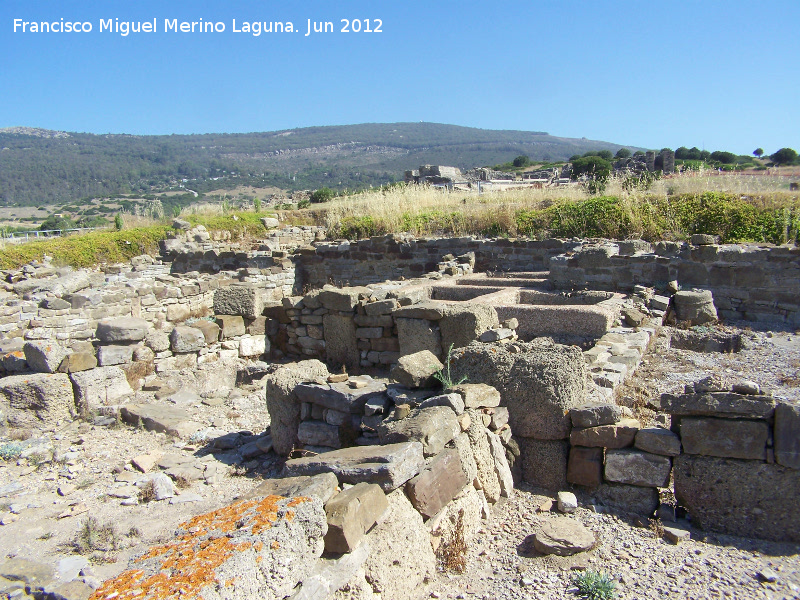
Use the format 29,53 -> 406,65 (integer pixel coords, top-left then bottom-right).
614,149 -> 676,175
0,221 -> 799,598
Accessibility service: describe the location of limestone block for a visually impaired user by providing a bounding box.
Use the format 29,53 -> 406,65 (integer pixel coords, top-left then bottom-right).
0,373 -> 75,427
390,350 -> 443,389
680,417 -> 767,460
170,326 -> 205,353
604,449 -> 671,488
97,345 -> 133,366
71,366 -> 133,410
216,315 -> 246,339
96,317 -> 149,342
324,482 -> 388,553
406,448 -> 468,518
23,340 -> 69,373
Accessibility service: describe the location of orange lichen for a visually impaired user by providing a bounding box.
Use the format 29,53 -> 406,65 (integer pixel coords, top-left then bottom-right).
89,495 -> 309,600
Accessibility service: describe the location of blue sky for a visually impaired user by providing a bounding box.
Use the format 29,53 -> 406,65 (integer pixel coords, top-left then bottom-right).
1,0 -> 798,154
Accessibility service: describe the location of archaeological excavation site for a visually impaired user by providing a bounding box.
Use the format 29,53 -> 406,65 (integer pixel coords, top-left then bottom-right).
1,219 -> 799,600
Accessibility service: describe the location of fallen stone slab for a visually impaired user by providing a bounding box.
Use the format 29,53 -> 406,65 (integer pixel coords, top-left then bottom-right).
533,517 -> 595,556
390,350 -> 444,389
96,317 -> 149,343
324,482 -> 388,553
243,473 -> 339,503
70,366 -> 133,411
604,449 -> 671,488
487,429 -> 514,497
377,406 -> 460,457
23,340 -> 69,373
295,376 -> 387,414
89,495 -> 327,600
674,454 -> 800,542
283,441 -> 424,491
0,372 -> 75,428
120,404 -> 204,439
680,417 -> 768,460
406,448 -> 468,518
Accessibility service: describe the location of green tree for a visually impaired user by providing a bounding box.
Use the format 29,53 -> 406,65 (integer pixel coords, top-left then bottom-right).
114,213 -> 123,230
614,148 -> 631,159
570,156 -> 612,181
710,151 -> 737,164
753,148 -> 764,158
770,147 -> 798,165
310,187 -> 335,203
40,214 -> 76,232
512,155 -> 530,168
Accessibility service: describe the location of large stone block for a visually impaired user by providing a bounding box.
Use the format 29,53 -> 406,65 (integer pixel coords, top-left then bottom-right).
170,326 -> 205,353
450,340 -> 586,439
265,360 -> 330,456
213,284 -> 264,319
243,472 -> 339,504
390,350 -> 443,389
318,286 -> 371,311
96,317 -> 149,343
70,366 -> 133,411
378,406 -> 459,457
363,489 -> 436,600
674,289 -> 717,325
518,437 -> 569,490
634,427 -> 681,456
674,454 -> 800,542
239,334 -> 268,358
570,402 -> 623,428
604,449 -> 671,488
97,345 -> 133,366
406,448 -> 468,518
120,404 -> 204,439
567,446 -> 604,488
323,314 -> 359,370
775,402 -> 800,469
298,420 -> 342,449
295,376 -> 387,414
191,320 -> 220,344
324,482 -> 388,553
0,373 -> 75,427
451,383 -> 501,409
570,419 -> 640,448
283,442 -> 424,491
680,418 -> 768,460
593,483 -> 659,516
216,315 -> 246,339
396,318 -> 443,358
23,341 -> 69,373
88,496 -> 327,600
439,304 -> 499,350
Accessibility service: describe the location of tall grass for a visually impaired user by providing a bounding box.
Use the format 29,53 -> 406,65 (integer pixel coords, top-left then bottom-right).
299,171 -> 799,243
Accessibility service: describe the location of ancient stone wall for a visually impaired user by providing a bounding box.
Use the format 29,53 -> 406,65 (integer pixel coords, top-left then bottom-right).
550,239 -> 800,326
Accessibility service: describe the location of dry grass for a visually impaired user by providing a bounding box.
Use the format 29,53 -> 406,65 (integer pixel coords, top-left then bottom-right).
137,480 -> 156,504
438,508 -> 468,573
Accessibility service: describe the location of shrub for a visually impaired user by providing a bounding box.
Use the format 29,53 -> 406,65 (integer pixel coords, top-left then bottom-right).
512,155 -> 531,168
571,570 -> 617,600
114,213 -> 123,231
710,151 -> 737,164
570,156 -> 612,181
771,147 -> 798,165
614,148 -> 631,159
310,187 -> 335,203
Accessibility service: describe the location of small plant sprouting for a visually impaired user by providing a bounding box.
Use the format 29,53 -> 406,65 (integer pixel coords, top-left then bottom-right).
74,516 -> 118,554
571,570 -> 618,600
433,344 -> 467,391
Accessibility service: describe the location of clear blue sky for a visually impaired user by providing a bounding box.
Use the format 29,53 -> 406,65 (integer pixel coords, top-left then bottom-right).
2,0 -> 798,155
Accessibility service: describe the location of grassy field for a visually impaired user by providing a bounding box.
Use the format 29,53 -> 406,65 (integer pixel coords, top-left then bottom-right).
297,171 -> 800,244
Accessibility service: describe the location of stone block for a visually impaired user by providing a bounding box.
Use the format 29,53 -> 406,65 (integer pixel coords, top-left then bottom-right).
213,284 -> 264,319
674,454 -> 800,542
533,518 -> 595,556
604,449 -> 671,488
365,299 -> 398,316
396,317 -> 443,357
295,376 -> 387,413
318,286 -> 370,311
450,340 -> 586,440
451,383 -> 501,409
660,391 -> 775,419
239,334 -> 268,357
191,320 -> 220,344
166,304 -> 191,322
487,429 -> 514,497
216,315 -> 246,339
323,314 -> 359,370
674,289 -> 718,325
97,344 -> 133,366
243,472 -> 339,503
390,350 -> 443,389
58,352 -> 97,373
392,301 -> 448,320
419,392 -> 465,415
567,446 -> 604,488
298,420 -> 342,449
170,326 -> 205,353
283,441 -> 425,491
775,402 -> 800,469
120,403 -> 203,438
490,406 -> 510,429
324,482 -> 388,553
634,427 -> 681,456
570,418 -> 640,448
405,448 -> 468,518
593,483 -> 659,516
71,366 -> 133,410
570,402 -> 623,428
378,406 -> 460,457
680,418 -> 767,460
0,372 -> 75,427
96,317 -> 149,342
23,340 -> 69,373
439,303 -> 499,350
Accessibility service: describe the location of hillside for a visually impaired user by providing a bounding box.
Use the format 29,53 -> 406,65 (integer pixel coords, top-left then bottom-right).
0,123 -> 633,207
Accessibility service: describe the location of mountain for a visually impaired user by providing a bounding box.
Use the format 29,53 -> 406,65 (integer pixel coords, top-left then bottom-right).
0,123 -> 634,206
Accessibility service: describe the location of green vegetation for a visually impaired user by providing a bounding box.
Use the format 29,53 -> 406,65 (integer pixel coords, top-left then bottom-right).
310,187 -> 336,203
571,570 -> 617,600
512,155 -> 531,168
614,148 -> 632,159
433,344 -> 468,390
771,147 -> 798,165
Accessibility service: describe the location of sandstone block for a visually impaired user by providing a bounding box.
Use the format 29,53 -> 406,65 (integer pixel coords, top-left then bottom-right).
170,326 -> 205,353
405,448 -> 468,518
390,350 -> 443,389
570,402 -> 623,428
318,286 -> 370,311
0,373 -> 75,427
58,352 -> 97,373
283,441 -> 424,491
23,340 -> 69,373
634,427 -> 681,456
96,317 -> 149,342
567,446 -> 604,488
680,418 -> 767,460
97,344 -> 133,366
324,482 -> 388,553
396,317 -> 443,357
191,320 -> 220,344
439,303 -> 499,350
451,383 -> 501,409
419,392 -> 465,415
216,315 -> 246,339
604,449 -> 671,488
570,418 -> 640,448
71,366 -> 133,410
